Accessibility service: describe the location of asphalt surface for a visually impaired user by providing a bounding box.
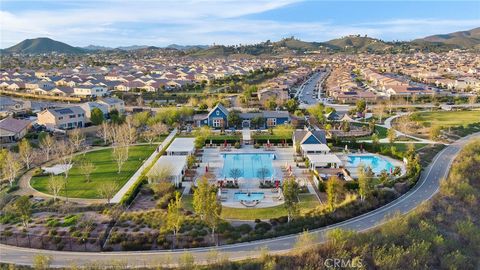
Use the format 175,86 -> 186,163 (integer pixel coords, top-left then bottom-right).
1,132 -> 478,268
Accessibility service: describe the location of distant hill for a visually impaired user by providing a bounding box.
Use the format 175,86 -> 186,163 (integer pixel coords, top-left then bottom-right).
167,44 -> 209,50
325,35 -> 391,52
117,45 -> 149,51
83,45 -> 113,51
415,27 -> 480,48
2,37 -> 85,54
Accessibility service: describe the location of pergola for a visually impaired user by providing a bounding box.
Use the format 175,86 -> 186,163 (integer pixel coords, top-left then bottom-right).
166,138 -> 195,156
306,153 -> 343,169
147,155 -> 187,186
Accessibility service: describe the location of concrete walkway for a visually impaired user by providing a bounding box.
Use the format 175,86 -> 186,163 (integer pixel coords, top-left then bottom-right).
242,128 -> 251,143
110,128 -> 177,203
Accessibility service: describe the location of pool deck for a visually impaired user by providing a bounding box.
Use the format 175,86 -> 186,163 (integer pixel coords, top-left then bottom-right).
196,145 -> 317,208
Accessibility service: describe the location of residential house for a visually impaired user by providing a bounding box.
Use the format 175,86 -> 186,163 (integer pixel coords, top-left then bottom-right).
97,97 -> 125,113
37,106 -> 86,130
0,117 -> 32,142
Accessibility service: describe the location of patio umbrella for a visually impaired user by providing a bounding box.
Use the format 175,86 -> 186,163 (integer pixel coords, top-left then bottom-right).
267,139 -> 270,147
345,145 -> 348,151
224,140 -> 227,147
210,139 -> 212,145
205,165 -> 208,173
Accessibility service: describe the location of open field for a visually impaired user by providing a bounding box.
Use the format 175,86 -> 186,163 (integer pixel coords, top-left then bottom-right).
31,145 -> 157,199
415,110 -> 480,127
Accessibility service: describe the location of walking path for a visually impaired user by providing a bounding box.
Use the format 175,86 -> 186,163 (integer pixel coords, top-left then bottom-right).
1,132 -> 478,268
110,128 -> 177,203
242,128 -> 251,144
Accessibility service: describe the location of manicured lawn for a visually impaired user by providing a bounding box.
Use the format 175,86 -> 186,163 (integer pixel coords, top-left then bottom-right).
183,194 -> 320,220
415,110 -> 480,127
31,145 -> 157,199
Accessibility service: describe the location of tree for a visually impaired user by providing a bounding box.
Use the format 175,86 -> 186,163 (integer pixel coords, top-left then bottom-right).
264,98 -> 277,110
387,127 -> 396,144
358,165 -> 374,201
39,134 -> 56,161
47,175 -> 64,201
165,192 -> 184,249
14,196 -> 31,228
251,116 -> 265,129
205,191 -> 222,245
193,177 -> 215,221
326,176 -> 343,212
379,169 -> 390,185
194,126 -> 212,148
284,99 -> 299,113
112,145 -> 128,174
18,139 -> 35,170
187,155 -> 196,169
97,121 -> 111,145
148,164 -> 173,184
97,182 -> 118,203
356,99 -> 367,114
79,158 -> 96,182
372,133 -> 380,150
374,103 -> 386,123
341,120 -> 350,132
227,110 -> 241,128
56,140 -> 74,179
282,177 -> 299,222
257,167 -> 270,183
2,150 -> 22,187
90,107 -> 105,125
272,124 -> 293,139
468,95 -> 477,105
430,125 -> 442,140
229,168 -> 242,181
69,128 -> 85,152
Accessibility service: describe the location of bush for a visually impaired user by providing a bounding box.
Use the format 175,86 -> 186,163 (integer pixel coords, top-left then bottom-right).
254,222 -> 272,232
237,224 -> 253,234
318,181 -> 326,192
234,142 -> 241,149
344,181 -> 359,191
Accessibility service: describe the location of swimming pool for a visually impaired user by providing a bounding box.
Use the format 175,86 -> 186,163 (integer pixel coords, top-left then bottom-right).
234,192 -> 265,201
346,155 -> 395,175
221,153 -> 275,179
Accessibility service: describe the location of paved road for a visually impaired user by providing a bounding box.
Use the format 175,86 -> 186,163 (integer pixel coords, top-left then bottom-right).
1,133 -> 478,268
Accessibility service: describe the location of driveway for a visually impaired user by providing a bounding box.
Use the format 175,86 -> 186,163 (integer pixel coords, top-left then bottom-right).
1,132 -> 478,268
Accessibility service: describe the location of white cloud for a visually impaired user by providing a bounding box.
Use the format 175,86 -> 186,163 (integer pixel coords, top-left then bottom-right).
1,1 -> 479,47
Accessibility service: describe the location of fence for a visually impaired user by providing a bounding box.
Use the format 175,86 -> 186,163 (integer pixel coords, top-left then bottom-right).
0,90 -> 82,102
0,232 -> 104,252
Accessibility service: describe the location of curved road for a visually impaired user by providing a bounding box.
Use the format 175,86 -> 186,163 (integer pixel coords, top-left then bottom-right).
1,132 -> 479,268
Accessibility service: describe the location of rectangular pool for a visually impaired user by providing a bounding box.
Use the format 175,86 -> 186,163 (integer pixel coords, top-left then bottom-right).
221,153 -> 275,179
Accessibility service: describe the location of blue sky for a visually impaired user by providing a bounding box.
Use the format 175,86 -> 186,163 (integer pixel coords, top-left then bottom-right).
1,0 -> 479,48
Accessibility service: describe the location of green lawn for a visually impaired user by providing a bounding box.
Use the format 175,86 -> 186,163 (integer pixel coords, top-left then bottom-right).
183,194 -> 320,220
415,110 -> 480,127
31,145 -> 156,199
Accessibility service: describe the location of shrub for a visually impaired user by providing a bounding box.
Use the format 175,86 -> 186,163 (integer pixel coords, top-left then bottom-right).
344,181 -> 359,191
62,215 -> 80,227
318,181 -> 326,192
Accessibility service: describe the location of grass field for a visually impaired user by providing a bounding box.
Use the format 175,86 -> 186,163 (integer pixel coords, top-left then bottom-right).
415,110 -> 480,127
183,194 -> 320,220
31,145 -> 156,199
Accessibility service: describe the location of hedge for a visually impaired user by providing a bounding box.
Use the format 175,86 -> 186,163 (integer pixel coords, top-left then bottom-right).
119,136 -> 176,205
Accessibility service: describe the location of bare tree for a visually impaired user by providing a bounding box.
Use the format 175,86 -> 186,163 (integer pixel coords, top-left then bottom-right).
112,145 -> 128,174
3,150 -> 22,186
79,159 -> 96,182
229,168 -> 242,182
18,139 -> 35,170
257,167 -> 270,183
97,182 -> 119,203
47,174 -> 64,201
39,134 -> 56,161
142,130 -> 157,145
150,122 -> 168,136
69,128 -> 85,152
56,140 -> 74,179
96,122 -> 111,145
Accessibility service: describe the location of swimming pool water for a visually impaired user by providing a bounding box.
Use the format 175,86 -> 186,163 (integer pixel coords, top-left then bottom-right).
346,155 -> 395,175
221,153 -> 275,179
234,192 -> 265,201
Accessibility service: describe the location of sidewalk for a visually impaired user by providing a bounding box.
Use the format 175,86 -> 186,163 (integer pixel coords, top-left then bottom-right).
110,128 -> 177,203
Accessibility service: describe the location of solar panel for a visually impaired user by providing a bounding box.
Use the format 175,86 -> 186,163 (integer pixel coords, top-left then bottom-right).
56,108 -> 74,114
